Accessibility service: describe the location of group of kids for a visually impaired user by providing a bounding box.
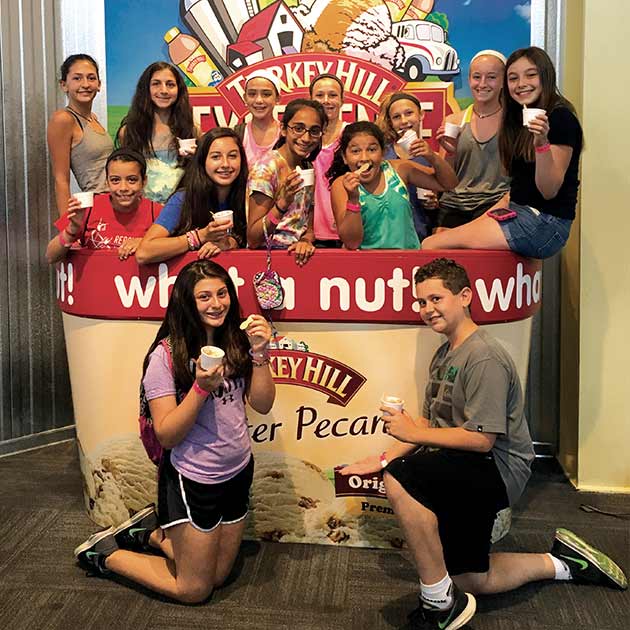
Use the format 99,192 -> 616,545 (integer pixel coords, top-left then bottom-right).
52,47 -> 627,630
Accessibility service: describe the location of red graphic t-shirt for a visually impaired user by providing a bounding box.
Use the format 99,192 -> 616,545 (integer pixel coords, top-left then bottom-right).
55,194 -> 160,249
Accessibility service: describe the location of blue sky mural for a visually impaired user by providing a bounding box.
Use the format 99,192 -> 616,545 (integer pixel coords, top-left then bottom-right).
105,0 -> 532,106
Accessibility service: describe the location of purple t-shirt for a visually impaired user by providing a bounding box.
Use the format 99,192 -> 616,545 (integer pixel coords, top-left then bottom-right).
143,344 -> 251,484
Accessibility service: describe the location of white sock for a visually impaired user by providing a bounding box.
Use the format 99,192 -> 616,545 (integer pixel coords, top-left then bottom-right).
420,574 -> 453,610
548,553 -> 572,580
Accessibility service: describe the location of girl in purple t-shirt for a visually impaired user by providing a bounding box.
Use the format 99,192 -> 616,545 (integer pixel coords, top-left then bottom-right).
74,260 -> 275,603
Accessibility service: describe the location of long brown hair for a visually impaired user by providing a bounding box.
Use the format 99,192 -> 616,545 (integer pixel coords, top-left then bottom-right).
116,62 -> 195,159
173,128 -> 248,246
142,260 -> 251,391
499,47 -> 575,171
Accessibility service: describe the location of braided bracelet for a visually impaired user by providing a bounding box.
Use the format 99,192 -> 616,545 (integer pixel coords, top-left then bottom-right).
346,202 -> 361,213
535,143 -> 551,154
249,348 -> 270,367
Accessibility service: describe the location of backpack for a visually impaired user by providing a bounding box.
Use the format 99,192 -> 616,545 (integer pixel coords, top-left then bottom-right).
139,338 -> 185,465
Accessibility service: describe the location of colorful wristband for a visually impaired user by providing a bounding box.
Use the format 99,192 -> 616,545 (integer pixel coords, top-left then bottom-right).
379,452 -> 389,469
192,380 -> 209,398
265,210 -> 280,226
346,202 -> 361,213
535,142 -> 551,154
185,230 -> 200,251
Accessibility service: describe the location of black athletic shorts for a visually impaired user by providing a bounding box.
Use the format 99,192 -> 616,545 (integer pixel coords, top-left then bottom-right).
385,448 -> 509,575
158,453 -> 254,532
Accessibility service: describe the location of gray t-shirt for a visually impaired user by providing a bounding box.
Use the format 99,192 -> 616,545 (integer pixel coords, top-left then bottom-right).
423,328 -> 534,506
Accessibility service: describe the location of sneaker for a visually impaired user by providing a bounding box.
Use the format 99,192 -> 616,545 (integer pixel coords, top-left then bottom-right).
408,583 -> 476,630
552,528 -> 628,590
112,505 -> 158,552
74,527 -> 118,575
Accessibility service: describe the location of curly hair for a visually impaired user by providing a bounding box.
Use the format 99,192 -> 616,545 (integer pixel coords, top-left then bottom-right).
414,258 -> 471,294
326,121 -> 385,184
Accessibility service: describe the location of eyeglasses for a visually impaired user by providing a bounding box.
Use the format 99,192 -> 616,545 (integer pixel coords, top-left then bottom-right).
286,123 -> 323,138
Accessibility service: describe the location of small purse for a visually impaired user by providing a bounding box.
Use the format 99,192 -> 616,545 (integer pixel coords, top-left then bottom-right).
253,216 -> 284,310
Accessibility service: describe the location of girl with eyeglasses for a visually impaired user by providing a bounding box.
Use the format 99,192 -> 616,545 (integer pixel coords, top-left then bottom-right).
246,98 -> 326,266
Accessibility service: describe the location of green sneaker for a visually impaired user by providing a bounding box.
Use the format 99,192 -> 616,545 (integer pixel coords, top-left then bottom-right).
552,528 -> 628,590
74,527 -> 118,575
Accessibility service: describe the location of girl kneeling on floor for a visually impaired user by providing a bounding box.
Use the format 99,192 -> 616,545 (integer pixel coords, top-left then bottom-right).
74,260 -> 275,604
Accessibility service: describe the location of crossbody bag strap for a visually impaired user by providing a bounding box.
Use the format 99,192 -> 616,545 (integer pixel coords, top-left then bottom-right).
262,215 -> 272,270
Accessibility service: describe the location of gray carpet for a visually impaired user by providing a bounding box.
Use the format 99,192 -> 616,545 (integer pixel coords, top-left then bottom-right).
1,441 -> 629,629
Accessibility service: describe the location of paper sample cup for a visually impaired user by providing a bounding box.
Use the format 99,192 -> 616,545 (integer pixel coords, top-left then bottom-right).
416,188 -> 432,200
200,345 -> 225,370
298,168 -> 315,187
73,192 -> 94,208
444,122 -> 461,139
381,395 -> 404,416
177,137 -> 197,156
213,210 -> 234,225
396,129 -> 417,154
522,108 -> 546,127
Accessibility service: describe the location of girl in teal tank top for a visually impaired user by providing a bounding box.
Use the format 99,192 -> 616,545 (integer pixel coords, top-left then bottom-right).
328,122 -> 458,250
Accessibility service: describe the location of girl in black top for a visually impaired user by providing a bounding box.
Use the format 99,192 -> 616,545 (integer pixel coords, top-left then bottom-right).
423,46 -> 582,259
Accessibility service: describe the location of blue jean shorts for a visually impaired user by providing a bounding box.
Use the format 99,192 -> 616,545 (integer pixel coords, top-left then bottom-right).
498,202 -> 573,259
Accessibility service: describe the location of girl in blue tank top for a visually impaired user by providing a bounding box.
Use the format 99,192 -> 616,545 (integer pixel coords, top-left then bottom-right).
328,122 -> 457,250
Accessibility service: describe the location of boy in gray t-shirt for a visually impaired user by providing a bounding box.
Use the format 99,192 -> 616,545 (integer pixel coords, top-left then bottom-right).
341,258 -> 627,630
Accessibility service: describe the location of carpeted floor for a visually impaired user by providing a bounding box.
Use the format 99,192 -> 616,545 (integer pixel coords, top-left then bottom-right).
0,441 -> 628,629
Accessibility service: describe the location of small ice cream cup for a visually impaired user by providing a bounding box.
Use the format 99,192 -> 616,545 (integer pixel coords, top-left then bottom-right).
522,107 -> 546,127
381,395 -> 404,416
444,122 -> 461,139
200,345 -> 225,370
297,167 -> 315,188
213,210 -> 234,234
177,137 -> 197,156
396,129 -> 418,157
73,192 -> 94,208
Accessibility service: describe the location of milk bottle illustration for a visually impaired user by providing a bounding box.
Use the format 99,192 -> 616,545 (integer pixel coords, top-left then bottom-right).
164,27 -> 217,87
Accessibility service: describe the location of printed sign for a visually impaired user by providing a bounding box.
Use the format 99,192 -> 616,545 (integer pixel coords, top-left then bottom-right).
56,249 -> 542,324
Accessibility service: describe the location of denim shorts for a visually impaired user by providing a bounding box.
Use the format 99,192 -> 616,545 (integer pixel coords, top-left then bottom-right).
498,202 -> 573,259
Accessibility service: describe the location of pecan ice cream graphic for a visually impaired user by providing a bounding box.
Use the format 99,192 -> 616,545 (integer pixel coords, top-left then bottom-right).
246,451 -> 335,542
79,435 -> 157,527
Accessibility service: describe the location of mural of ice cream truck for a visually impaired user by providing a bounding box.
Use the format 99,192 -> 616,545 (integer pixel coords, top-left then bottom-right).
392,20 -> 460,82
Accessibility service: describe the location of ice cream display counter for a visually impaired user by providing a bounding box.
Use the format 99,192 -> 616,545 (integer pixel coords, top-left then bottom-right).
57,249 -> 541,548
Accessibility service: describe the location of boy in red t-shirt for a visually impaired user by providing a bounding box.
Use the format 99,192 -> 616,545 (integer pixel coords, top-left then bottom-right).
46,148 -> 161,263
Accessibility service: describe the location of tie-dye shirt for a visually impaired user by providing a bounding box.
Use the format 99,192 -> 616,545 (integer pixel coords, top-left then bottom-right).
247,150 -> 313,248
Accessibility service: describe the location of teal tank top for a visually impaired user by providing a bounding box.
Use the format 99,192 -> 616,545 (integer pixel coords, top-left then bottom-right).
358,161 -> 420,249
